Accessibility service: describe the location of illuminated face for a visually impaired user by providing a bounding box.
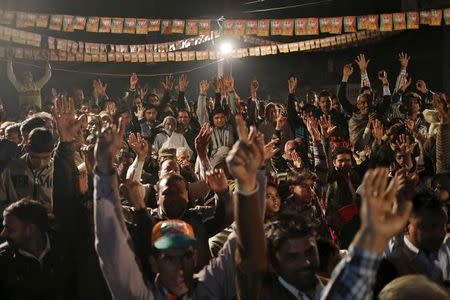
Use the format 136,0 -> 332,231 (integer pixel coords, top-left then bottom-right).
164,119 -> 176,135
274,236 -> 320,292
145,108 -> 157,122
356,97 -> 368,114
177,111 -> 190,128
158,177 -> 189,218
266,185 -> 281,217
213,113 -> 227,128
29,151 -> 52,170
290,179 -> 315,202
152,247 -> 197,297
318,97 -> 331,114
1,214 -> 30,250
333,153 -> 352,172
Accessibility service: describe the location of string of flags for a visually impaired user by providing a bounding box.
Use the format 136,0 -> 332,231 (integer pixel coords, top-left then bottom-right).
0,25 -> 220,53
0,30 -> 391,63
0,8 -> 448,36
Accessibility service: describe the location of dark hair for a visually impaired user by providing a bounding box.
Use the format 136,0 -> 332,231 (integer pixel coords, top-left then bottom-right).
3,199 -> 49,232
145,103 -> 157,111
159,173 -> 188,190
177,108 -> 191,117
28,127 -> 54,153
360,86 -> 372,94
316,238 -> 339,273
20,116 -> 46,135
411,189 -> 444,217
318,90 -> 331,99
400,93 -> 422,116
265,212 -> 315,267
5,123 -> 21,136
332,147 -> 353,160
287,169 -> 317,186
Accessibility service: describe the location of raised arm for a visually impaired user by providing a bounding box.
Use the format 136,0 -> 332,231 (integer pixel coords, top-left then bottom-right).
6,59 -> 22,91
176,74 -> 190,111
338,64 -> 357,115
196,80 -> 210,125
286,76 -> 302,128
35,61 -> 52,89
94,120 -> 154,300
394,53 -> 409,93
52,96 -> 84,230
227,115 -> 268,300
355,54 -> 371,88
433,94 -> 450,173
320,169 -> 412,300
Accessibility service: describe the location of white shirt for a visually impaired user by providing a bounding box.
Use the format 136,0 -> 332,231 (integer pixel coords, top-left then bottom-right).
278,276 -> 323,300
18,233 -> 51,266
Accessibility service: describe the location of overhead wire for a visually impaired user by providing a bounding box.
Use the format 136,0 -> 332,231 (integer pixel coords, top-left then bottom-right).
0,57 -> 223,77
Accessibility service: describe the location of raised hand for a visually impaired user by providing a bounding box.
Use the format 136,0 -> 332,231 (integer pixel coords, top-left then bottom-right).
372,119 -> 384,144
226,115 -> 264,192
378,70 -> 389,85
130,73 -> 138,89
355,168 -> 412,254
264,139 -> 279,161
135,105 -> 145,120
250,79 -> 259,97
206,169 -> 229,194
195,123 -> 212,159
275,108 -> 287,130
288,76 -> 298,94
178,73 -> 189,92
395,134 -> 415,155
291,150 -> 302,169
342,64 -> 354,82
398,52 -> 410,69
94,117 -> 126,174
224,75 -> 235,93
305,116 -> 321,142
416,80 -> 428,94
162,75 -> 174,92
138,86 -> 148,99
366,113 -> 376,129
52,96 -> 84,142
128,133 -> 149,161
93,79 -> 108,97
319,115 -> 337,137
212,77 -> 223,93
105,102 -> 117,117
355,54 -> 370,73
199,80 -> 209,95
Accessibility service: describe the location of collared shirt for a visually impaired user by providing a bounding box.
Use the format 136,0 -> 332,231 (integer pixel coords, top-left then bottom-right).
278,276 -> 323,300
17,233 -> 51,266
403,236 -> 419,254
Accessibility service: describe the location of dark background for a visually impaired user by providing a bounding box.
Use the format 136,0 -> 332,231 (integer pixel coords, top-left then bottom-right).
0,0 -> 449,117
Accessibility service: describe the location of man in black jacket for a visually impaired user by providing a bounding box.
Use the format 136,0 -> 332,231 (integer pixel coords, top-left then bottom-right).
0,200 -> 76,300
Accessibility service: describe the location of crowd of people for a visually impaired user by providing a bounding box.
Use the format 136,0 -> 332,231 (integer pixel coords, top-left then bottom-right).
0,50 -> 449,300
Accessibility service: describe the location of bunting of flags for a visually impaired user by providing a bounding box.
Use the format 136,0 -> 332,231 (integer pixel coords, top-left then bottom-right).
0,25 -> 220,53
0,8 -> 448,36
0,30 -> 392,63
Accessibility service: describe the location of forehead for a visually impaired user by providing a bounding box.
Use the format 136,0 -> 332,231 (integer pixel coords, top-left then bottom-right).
278,236 -> 316,254
29,151 -> 52,159
3,214 -> 23,227
159,178 -> 186,191
178,111 -> 189,117
335,153 -> 351,160
214,113 -> 225,118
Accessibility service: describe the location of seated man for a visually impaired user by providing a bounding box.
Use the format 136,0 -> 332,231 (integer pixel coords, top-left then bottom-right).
152,116 -> 192,160
0,127 -> 54,213
0,199 -> 75,300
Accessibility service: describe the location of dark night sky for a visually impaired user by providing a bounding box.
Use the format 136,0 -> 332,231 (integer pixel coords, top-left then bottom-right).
0,0 -> 449,117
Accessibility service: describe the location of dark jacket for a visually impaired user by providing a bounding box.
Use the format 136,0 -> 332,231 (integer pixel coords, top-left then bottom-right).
0,232 -> 76,300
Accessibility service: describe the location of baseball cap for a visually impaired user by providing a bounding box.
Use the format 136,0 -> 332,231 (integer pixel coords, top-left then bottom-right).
152,219 -> 196,250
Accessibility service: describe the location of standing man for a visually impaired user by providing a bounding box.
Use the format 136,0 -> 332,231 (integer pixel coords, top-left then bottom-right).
7,57 -> 51,110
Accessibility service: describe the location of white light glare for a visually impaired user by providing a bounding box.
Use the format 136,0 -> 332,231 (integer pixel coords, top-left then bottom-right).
220,42 -> 233,55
